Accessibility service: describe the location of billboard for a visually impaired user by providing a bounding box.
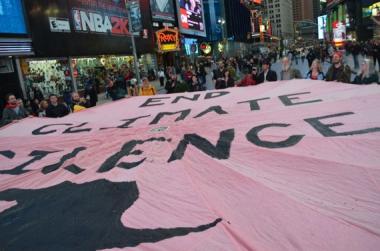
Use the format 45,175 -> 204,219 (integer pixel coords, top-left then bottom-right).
0,0 -> 27,34
150,0 -> 175,21
23,0 -> 154,57
318,15 -> 327,39
129,1 -> 143,33
176,0 -> 206,37
333,21 -> 346,47
70,0 -> 134,36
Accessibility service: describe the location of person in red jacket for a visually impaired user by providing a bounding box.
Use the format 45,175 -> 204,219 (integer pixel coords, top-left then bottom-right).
236,67 -> 257,87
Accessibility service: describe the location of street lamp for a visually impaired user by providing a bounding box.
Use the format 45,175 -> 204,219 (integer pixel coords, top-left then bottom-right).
125,0 -> 141,87
217,17 -> 226,38
217,17 -> 226,39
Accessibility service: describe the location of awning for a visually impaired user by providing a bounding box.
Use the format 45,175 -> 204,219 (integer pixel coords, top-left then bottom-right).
0,38 -> 34,56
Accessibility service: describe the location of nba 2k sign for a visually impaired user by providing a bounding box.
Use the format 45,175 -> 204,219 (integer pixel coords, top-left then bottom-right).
72,9 -> 130,36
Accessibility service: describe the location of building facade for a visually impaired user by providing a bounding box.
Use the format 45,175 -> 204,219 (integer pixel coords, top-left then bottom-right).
293,0 -> 314,21
203,0 -> 224,42
0,0 -> 33,114
325,0 -> 379,42
313,0 -> 321,21
293,0 -> 318,40
264,0 -> 294,39
20,0 -> 156,99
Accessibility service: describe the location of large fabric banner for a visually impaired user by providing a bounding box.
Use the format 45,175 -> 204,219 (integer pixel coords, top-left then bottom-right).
1,80 -> 380,250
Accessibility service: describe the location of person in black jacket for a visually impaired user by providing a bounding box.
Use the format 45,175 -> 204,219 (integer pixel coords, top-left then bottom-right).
84,77 -> 98,107
46,94 -> 70,118
221,70 -> 235,88
256,60 -> 278,84
352,59 -> 379,85
165,74 -> 178,94
306,49 -> 316,68
30,83 -> 44,102
189,75 -> 201,92
212,62 -> 227,89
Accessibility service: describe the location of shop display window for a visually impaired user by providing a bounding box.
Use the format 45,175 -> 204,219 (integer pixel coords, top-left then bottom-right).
21,59 -> 73,99
71,56 -> 135,91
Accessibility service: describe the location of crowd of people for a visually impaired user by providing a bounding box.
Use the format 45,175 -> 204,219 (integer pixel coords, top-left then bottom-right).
207,41 -> 380,87
2,41 -> 380,127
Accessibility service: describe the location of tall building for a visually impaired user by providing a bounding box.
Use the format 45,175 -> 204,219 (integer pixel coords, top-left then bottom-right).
293,0 -> 302,21
292,0 -> 314,21
292,0 -> 319,40
313,0 -> 321,21
203,0 -> 224,42
326,0 -> 376,42
263,0 -> 294,39
224,0 -> 251,41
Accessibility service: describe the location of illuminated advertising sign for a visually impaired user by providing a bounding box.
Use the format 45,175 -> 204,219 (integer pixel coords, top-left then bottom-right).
150,0 -> 175,21
23,0 -> 154,57
71,1 -> 142,36
318,15 -> 327,40
156,27 -> 180,52
333,21 -> 346,47
0,0 -> 27,34
200,42 -> 211,55
176,0 -> 206,37
184,38 -> 198,55
72,10 -> 130,35
129,1 -> 143,33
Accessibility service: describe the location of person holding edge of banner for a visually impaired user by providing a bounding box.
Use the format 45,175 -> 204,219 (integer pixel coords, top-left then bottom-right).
1,93 -> 29,126
139,77 -> 156,96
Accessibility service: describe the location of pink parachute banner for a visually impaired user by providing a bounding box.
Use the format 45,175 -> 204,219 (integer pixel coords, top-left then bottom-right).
1,80 -> 380,250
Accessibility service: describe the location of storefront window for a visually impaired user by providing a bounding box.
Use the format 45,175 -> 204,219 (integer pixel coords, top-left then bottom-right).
71,56 -> 135,91
21,58 -> 73,99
